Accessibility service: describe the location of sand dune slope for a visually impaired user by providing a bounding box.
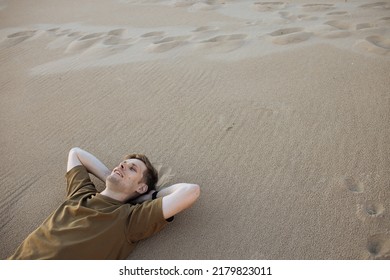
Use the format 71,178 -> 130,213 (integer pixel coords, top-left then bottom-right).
1,0 -> 389,259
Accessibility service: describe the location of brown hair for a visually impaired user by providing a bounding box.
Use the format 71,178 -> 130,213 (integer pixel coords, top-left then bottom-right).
124,153 -> 158,192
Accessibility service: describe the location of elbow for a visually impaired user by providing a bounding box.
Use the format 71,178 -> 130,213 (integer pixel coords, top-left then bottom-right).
69,147 -> 80,156
193,184 -> 201,199
69,147 -> 85,158
187,184 -> 200,202
70,147 -> 81,153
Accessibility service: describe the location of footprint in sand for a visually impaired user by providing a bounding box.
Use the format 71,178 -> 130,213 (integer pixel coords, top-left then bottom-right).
324,20 -> 351,30
377,17 -> 390,28
80,33 -> 105,41
356,22 -> 377,30
356,35 -> 390,55
65,32 -> 105,54
47,28 -> 82,40
75,28 -> 135,58
197,34 -> 247,53
172,0 -> 223,8
379,17 -> 390,23
359,2 -> 390,9
46,28 -> 73,37
320,21 -> 351,39
297,14 -> 319,21
327,11 -> 349,16
366,35 -> 390,49
343,176 -> 364,193
91,33 -> 134,56
357,200 -> 385,222
147,35 -> 190,53
191,26 -> 219,40
363,201 -> 385,217
2,30 -> 37,47
171,0 -> 196,8
103,29 -> 134,46
192,26 -> 219,33
103,36 -> 133,46
268,27 -> 312,45
172,0 -> 223,11
279,11 -> 297,21
225,123 -> 235,132
302,3 -> 335,13
67,31 -> 82,38
253,2 -> 286,12
280,11 -> 318,22
140,31 -> 165,38
45,28 -> 86,50
366,234 -> 390,259
107,28 -> 127,37
58,29 -> 73,36
188,1 -> 221,11
46,27 -> 61,35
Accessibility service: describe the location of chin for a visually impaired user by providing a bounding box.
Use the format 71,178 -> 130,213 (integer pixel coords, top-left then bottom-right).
106,174 -> 119,184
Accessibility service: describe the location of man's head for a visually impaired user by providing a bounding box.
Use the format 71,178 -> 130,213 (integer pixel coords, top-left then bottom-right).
124,153 -> 158,192
105,154 -> 158,201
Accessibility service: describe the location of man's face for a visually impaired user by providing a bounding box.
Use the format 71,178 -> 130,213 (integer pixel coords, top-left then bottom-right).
106,158 -> 147,196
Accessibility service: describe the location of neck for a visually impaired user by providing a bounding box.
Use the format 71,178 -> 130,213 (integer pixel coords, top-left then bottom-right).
100,188 -> 135,203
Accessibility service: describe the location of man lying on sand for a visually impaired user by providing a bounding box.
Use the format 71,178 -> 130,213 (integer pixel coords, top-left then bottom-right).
8,147 -> 200,259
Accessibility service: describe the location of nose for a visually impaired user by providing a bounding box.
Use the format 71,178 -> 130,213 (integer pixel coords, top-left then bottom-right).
120,160 -> 128,169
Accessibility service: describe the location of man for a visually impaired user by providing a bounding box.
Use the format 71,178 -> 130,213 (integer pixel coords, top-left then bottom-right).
8,147 -> 200,259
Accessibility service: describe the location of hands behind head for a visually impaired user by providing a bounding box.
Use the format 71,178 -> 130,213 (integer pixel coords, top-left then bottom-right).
129,190 -> 157,204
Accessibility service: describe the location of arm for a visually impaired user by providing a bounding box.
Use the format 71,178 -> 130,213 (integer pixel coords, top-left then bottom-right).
132,184 -> 200,218
67,147 -> 111,182
159,183 -> 200,219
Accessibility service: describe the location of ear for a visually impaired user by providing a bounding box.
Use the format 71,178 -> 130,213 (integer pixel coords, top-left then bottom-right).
136,183 -> 148,194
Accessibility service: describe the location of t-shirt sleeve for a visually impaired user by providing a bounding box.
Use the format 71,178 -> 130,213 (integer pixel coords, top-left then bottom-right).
65,165 -> 96,198
126,198 -> 170,243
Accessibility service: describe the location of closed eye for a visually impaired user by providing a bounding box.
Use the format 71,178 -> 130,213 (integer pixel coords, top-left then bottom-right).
129,165 -> 137,172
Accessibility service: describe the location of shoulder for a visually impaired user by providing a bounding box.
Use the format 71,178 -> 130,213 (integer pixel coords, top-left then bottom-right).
66,165 -> 96,198
129,198 -> 164,220
126,198 -> 170,242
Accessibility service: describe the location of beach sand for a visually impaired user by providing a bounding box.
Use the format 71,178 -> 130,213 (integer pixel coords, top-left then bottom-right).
1,0 -> 389,259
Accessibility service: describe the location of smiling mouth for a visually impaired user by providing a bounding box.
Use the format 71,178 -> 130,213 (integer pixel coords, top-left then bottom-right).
113,168 -> 123,178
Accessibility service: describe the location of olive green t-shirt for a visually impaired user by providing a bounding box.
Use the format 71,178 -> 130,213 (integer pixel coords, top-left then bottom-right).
8,165 -> 169,259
